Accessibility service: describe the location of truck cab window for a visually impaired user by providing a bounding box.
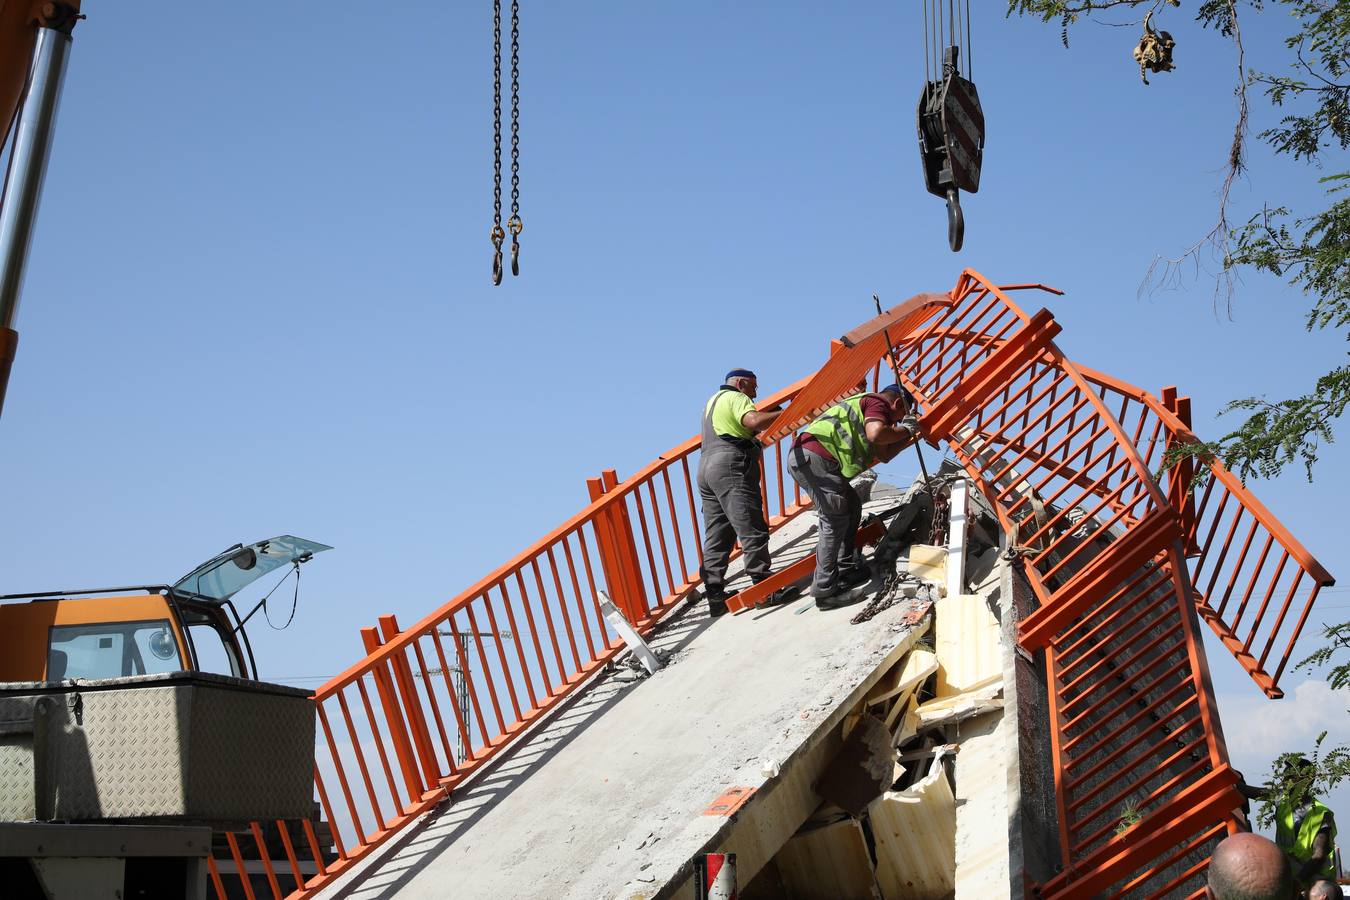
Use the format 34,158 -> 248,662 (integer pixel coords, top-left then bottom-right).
47,620 -> 182,680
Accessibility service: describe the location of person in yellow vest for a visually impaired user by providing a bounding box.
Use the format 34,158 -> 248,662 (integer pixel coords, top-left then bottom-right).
787,383 -> 919,609
1273,757 -> 1340,893
697,369 -> 786,617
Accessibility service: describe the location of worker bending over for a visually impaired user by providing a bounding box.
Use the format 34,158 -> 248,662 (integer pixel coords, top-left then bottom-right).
697,369 -> 784,617
788,383 -> 919,609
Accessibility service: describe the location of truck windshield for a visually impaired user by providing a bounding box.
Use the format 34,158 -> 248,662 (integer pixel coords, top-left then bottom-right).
47,619 -> 183,681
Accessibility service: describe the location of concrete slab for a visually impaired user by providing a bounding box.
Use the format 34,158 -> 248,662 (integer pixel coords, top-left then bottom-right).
317,485 -> 927,900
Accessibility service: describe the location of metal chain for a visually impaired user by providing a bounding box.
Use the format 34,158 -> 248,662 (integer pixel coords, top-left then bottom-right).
507,0 -> 522,276
490,0 -> 505,285
851,574 -> 903,624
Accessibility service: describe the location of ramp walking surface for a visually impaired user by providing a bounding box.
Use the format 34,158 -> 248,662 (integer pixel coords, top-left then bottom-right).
319,486 -> 924,900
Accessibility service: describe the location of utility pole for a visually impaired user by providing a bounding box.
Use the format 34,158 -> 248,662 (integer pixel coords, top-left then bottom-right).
414,628 -> 512,763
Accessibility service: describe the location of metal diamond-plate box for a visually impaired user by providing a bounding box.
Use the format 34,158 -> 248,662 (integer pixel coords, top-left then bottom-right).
0,672 -> 314,825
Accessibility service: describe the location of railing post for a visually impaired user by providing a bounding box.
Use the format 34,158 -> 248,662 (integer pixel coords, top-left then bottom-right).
587,473 -> 648,627
360,626 -> 425,802
602,469 -> 651,622
378,615 -> 442,793
1161,386 -> 1199,555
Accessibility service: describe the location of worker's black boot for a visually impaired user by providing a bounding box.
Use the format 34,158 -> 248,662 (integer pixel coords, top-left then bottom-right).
704,589 -> 728,618
814,582 -> 870,611
836,561 -> 873,590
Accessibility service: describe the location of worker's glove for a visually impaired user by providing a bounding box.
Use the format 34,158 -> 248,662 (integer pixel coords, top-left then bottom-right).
897,414 -> 920,436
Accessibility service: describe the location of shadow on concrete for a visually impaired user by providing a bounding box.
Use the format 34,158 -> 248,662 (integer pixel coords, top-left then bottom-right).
329,664 -> 637,900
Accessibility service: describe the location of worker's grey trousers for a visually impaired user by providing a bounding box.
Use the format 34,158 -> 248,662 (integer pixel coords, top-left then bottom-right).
697,446 -> 772,596
787,445 -> 862,597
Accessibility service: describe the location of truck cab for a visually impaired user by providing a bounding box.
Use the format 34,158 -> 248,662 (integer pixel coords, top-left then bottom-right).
0,535 -> 330,683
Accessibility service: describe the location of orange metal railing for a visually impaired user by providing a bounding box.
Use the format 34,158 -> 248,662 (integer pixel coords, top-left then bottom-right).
1079,367 -> 1336,699
207,378 -> 823,900
881,270 -> 1241,896
207,269 -> 1334,899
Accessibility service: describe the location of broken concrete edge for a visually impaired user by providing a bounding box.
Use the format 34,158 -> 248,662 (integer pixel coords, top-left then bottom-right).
624,610 -> 936,900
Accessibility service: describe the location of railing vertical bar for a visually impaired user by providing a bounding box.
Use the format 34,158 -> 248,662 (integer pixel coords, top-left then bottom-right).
224,832 -> 258,900
334,691 -> 387,830
249,821 -> 284,900
560,534 -> 599,659
544,546 -> 584,671
1225,532 -> 1274,628
355,676 -> 405,806
645,479 -> 676,595
495,581 -> 537,711
577,524 -> 618,649
464,602 -> 511,733
661,467 -> 690,583
316,705 -> 367,845
275,819 -> 306,895
1256,569 -> 1307,671
1271,581 -> 1326,684
446,613 -> 491,753
630,489 -> 665,608
775,441 -> 786,518
516,569 -> 556,695
680,456 -> 704,563
427,627 -> 475,757
311,767 -> 347,859
408,635 -> 458,769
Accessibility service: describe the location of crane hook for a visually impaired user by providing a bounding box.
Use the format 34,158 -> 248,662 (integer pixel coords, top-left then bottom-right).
491,223 -> 506,286
507,216 -> 522,277
946,189 -> 964,253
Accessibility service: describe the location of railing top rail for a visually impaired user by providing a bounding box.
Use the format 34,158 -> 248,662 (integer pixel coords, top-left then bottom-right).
757,292 -> 953,445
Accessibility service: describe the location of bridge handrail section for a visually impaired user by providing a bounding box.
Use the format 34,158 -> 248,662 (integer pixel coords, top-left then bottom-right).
1076,365 -> 1335,700
207,378 -> 821,899
894,269 -> 1244,897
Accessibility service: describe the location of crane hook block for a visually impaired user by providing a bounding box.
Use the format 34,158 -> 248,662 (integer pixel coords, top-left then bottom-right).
917,46 -> 984,252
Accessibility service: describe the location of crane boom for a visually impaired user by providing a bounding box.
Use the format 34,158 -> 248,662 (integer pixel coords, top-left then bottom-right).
0,0 -> 80,418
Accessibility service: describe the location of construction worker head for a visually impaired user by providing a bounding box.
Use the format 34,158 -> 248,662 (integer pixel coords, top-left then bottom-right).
880,383 -> 916,415
725,368 -> 758,399
1206,832 -> 1295,900
1309,880 -> 1344,900
1277,754 -> 1318,802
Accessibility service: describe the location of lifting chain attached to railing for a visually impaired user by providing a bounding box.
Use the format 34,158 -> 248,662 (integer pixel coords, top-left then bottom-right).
490,0 -> 522,285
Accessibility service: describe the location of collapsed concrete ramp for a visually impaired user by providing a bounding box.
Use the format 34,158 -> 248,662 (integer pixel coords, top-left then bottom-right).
315,490 -> 951,899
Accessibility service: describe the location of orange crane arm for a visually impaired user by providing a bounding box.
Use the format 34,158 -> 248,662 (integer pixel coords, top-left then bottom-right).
0,0 -> 80,417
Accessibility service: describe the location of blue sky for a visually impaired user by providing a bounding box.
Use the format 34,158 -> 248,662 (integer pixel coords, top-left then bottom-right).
3,2 -> 1347,820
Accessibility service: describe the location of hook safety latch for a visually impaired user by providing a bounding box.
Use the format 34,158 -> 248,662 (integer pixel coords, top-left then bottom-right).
491,223 -> 506,286
507,216 -> 523,277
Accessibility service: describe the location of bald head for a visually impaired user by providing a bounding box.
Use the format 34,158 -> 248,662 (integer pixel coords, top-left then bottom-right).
1309,880 -> 1344,900
1207,833 -> 1295,900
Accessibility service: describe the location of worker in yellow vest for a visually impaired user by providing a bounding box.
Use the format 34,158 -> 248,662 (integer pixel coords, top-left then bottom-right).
787,384 -> 919,609
697,369 -> 787,617
1273,757 -> 1340,893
